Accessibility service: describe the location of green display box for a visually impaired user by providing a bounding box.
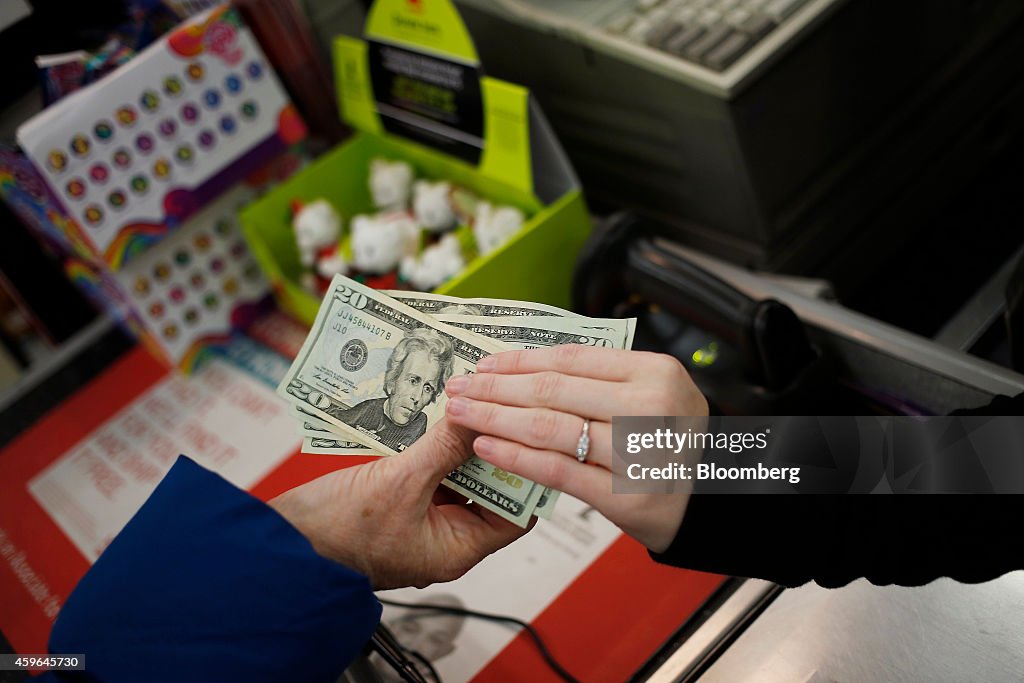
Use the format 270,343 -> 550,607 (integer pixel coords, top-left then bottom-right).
240,131 -> 592,325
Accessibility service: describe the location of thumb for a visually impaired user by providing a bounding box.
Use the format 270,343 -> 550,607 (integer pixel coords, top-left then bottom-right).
397,417 -> 476,486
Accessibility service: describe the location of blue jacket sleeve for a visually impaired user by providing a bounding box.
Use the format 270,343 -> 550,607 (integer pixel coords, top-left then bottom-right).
37,456 -> 381,683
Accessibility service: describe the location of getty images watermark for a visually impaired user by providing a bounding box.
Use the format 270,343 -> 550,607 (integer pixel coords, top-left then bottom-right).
623,423 -> 799,484
611,416 -> 1024,494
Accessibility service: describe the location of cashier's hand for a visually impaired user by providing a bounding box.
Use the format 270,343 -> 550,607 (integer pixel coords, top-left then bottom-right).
444,346 -> 708,553
268,419 -> 529,590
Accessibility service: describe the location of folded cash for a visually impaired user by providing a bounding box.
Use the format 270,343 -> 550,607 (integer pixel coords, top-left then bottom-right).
292,406 -> 371,455
385,290 -> 581,318
280,276 -> 636,524
432,314 -> 635,519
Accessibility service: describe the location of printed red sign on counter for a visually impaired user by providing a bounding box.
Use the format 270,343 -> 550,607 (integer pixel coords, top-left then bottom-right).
0,345 -> 725,681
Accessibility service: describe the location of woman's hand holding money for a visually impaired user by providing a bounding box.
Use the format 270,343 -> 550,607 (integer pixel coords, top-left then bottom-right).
444,345 -> 708,553
269,419 -> 529,590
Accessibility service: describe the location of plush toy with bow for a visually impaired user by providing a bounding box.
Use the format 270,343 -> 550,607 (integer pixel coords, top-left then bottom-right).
292,199 -> 346,294
400,233 -> 466,291
369,158 -> 414,211
413,180 -> 459,234
350,211 -> 420,276
473,201 -> 525,256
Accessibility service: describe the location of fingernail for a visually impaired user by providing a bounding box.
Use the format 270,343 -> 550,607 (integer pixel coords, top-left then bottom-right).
446,374 -> 469,394
447,397 -> 469,416
475,436 -> 494,456
476,355 -> 496,372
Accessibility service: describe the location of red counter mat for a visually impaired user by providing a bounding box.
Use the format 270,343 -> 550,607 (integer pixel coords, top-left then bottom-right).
0,347 -> 169,656
0,345 -> 725,680
475,538 -> 724,682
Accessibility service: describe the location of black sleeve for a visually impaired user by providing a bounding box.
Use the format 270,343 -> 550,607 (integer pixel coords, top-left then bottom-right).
650,394 -> 1024,587
651,494 -> 1024,587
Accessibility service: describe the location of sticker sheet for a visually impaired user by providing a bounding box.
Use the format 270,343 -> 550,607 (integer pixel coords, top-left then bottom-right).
111,185 -> 269,364
17,5 -> 306,269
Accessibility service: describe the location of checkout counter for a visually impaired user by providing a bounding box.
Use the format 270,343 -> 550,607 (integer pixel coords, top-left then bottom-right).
570,218 -> 1024,682
2,206 -> 1023,681
2,2 -> 1023,677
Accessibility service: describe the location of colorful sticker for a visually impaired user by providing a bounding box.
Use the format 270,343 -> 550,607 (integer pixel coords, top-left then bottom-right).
140,90 -> 160,112
190,272 -> 205,288
219,115 -> 236,135
89,163 -> 110,184
112,148 -> 132,169
224,74 -> 242,94
149,302 -> 164,318
48,150 -> 68,172
130,175 -> 149,195
84,204 -> 103,225
168,16 -> 207,58
181,102 -> 200,124
203,89 -> 221,109
164,76 -> 184,97
153,263 -> 171,280
203,293 -> 218,310
135,133 -> 155,153
116,105 -> 138,127
243,262 -> 261,280
277,104 -> 308,144
70,135 -> 90,157
107,189 -> 127,209
175,144 -> 194,164
158,118 -> 177,138
163,324 -> 178,339
186,62 -> 205,81
240,100 -> 258,119
194,234 -> 212,251
230,241 -> 247,258
169,286 -> 186,304
214,219 -> 231,236
163,188 -> 195,218
94,121 -> 114,141
205,20 -> 242,63
184,308 -> 199,325
197,129 -> 216,149
153,158 -> 172,179
209,257 -> 225,274
66,178 -> 87,199
175,249 -> 191,266
246,61 -> 263,80
222,277 -> 238,295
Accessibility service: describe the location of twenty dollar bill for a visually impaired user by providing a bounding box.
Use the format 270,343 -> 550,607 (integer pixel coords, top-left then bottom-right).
278,276 -> 546,526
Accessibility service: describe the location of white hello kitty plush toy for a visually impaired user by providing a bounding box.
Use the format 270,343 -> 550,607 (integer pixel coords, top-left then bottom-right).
400,233 -> 466,291
413,180 -> 458,234
292,199 -> 347,292
473,201 -> 525,255
350,212 -> 420,274
369,158 -> 414,211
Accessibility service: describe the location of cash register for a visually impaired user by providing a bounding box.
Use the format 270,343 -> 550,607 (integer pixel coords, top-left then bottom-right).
304,0 -> 1024,288
444,0 -> 1024,292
